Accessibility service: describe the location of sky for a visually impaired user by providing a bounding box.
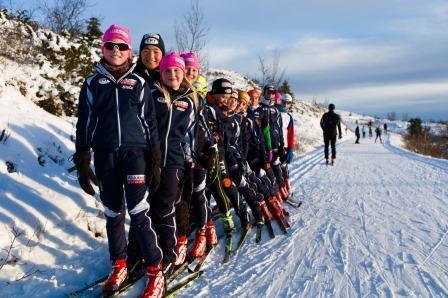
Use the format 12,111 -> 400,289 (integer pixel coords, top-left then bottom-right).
11,0 -> 448,120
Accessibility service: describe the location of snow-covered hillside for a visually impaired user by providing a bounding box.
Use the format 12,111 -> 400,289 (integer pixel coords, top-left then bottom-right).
0,84 -> 110,296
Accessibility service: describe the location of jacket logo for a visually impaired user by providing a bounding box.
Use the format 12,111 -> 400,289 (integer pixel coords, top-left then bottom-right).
174,101 -> 188,109
120,79 -> 136,90
99,78 -> 109,84
127,175 -> 145,185
157,97 -> 166,103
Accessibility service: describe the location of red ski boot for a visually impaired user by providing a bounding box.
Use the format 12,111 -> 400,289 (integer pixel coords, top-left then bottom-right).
268,196 -> 282,218
280,185 -> 289,200
259,200 -> 273,221
102,258 -> 128,294
174,235 -> 188,265
190,227 -> 207,258
285,178 -> 291,193
206,220 -> 218,246
140,264 -> 165,298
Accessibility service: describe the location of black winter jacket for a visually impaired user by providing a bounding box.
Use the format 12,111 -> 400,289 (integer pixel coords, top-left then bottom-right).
320,110 -> 342,139
76,62 -> 159,152
151,83 -> 196,169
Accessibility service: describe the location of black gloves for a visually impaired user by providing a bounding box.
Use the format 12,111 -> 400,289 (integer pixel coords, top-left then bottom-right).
73,151 -> 98,196
146,149 -> 161,192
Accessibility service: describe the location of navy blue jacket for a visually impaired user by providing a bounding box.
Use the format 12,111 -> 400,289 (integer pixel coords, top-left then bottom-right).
246,107 -> 267,164
257,99 -> 284,151
76,62 -> 159,152
222,113 -> 243,168
151,83 -> 196,169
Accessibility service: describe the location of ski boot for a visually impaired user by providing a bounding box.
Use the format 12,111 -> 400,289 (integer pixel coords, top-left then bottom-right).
174,235 -> 188,266
103,259 -> 128,295
206,220 -> 218,246
221,213 -> 235,232
190,227 -> 207,258
239,207 -> 251,231
259,200 -> 273,221
140,264 -> 165,298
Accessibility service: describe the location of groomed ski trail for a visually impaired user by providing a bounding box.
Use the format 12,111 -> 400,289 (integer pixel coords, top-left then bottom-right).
180,134 -> 448,297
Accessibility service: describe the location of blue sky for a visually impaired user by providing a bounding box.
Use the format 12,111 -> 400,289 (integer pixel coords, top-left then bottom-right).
14,0 -> 448,120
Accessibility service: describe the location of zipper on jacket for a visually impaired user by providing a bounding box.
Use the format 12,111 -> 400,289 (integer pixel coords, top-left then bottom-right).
115,87 -> 122,147
163,103 -> 173,167
90,117 -> 99,143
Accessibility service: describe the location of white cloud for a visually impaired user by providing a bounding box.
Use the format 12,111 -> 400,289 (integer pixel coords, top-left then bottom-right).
280,37 -> 408,75
208,47 -> 250,67
300,80 -> 448,107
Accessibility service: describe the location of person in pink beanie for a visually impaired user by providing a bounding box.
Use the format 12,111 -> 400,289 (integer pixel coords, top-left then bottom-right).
180,51 -> 201,83
74,24 -> 164,297
148,51 -> 199,282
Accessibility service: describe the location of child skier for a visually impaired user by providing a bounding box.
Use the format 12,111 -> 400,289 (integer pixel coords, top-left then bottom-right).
147,51 -> 197,293
278,93 -> 295,194
74,25 -> 163,297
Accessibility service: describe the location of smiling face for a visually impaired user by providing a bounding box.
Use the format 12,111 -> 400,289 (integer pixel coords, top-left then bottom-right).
161,67 -> 184,90
213,93 -> 231,108
102,38 -> 131,66
140,45 -> 163,70
227,97 -> 239,112
185,66 -> 199,83
237,101 -> 249,113
264,89 -> 276,102
250,92 -> 260,107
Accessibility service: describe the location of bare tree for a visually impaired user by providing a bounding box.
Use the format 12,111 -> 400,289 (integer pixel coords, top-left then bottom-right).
257,49 -> 285,87
270,50 -> 285,87
174,0 -> 209,66
39,0 -> 89,36
258,56 -> 270,86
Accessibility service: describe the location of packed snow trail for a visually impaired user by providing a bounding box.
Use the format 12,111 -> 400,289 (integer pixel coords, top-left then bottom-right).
179,134 -> 448,297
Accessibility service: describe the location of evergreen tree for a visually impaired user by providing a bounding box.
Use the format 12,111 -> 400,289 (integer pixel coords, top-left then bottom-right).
278,80 -> 294,97
84,17 -> 102,42
407,118 -> 423,137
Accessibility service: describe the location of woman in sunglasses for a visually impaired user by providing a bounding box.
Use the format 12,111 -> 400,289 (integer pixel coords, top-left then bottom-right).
73,25 -> 163,297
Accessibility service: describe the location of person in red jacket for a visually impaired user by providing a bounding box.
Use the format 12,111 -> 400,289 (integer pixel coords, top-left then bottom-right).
278,93 -> 295,194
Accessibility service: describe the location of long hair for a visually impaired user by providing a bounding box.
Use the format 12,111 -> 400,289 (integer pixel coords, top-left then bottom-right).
161,77 -> 199,111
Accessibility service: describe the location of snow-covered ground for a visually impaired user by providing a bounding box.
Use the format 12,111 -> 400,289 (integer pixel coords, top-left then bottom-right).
179,133 -> 448,297
2,86 -> 447,297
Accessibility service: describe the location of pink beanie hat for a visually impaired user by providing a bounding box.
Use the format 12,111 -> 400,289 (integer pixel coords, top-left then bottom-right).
160,52 -> 186,73
102,24 -> 132,47
275,91 -> 282,104
180,51 -> 201,70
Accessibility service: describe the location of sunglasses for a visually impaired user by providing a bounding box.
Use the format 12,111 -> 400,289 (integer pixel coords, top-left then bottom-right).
104,42 -> 130,51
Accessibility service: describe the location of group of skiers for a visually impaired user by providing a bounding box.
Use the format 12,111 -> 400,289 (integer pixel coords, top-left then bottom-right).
73,25 -> 296,297
354,122 -> 388,144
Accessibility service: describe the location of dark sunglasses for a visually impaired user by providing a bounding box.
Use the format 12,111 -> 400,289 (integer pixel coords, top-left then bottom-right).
104,42 -> 130,51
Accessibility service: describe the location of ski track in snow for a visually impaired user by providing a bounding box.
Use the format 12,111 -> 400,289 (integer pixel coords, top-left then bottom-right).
178,134 -> 448,297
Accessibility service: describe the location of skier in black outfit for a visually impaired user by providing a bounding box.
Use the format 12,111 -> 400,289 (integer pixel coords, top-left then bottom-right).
375,126 -> 383,143
320,103 -> 342,164
355,125 -> 360,144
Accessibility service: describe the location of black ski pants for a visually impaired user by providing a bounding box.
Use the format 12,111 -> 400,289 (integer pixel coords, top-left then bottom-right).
150,168 -> 184,264
94,149 -> 162,266
324,135 -> 337,159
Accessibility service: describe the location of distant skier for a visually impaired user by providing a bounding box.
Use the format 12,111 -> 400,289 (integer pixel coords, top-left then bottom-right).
320,103 -> 342,165
355,125 -> 360,144
368,125 -> 373,138
361,125 -> 366,138
383,123 -> 388,134
375,126 -> 383,144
